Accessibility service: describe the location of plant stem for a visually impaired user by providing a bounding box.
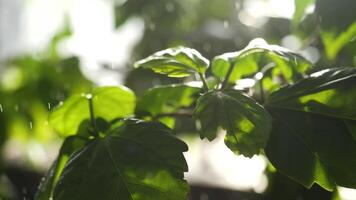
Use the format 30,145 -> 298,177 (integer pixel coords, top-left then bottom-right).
198,72 -> 209,91
220,64 -> 234,90
88,97 -> 99,137
259,79 -> 264,103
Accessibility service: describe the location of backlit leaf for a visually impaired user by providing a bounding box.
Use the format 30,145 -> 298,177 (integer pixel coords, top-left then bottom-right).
265,67 -> 356,190
134,46 -> 209,78
49,86 -> 135,137
53,120 -> 189,200
212,38 -> 311,84
35,136 -> 86,200
194,90 -> 272,157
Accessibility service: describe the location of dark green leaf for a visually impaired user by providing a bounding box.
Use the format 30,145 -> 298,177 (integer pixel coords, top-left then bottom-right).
212,38 -> 311,83
53,120 -> 189,200
50,86 -> 136,137
194,90 -> 272,157
35,136 -> 86,200
134,46 -> 209,78
265,67 -> 356,190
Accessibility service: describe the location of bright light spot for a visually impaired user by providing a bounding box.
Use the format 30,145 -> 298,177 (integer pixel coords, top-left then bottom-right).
85,94 -> 93,99
339,187 -> 356,200
0,67 -> 23,91
281,35 -> 301,51
301,46 -> 320,64
183,133 -> 268,193
311,69 -> 330,77
255,72 -> 264,80
186,81 -> 203,88
240,0 -> 295,27
235,78 -> 256,90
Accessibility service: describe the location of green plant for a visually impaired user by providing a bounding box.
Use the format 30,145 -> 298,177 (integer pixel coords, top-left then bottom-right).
35,38 -> 356,200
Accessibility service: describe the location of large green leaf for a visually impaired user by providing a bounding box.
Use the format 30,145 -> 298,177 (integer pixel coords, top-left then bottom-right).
53,120 -> 189,200
136,84 -> 201,117
49,86 -> 136,137
194,90 -> 272,157
212,38 -> 311,84
134,46 -> 209,78
35,136 -> 86,200
265,67 -> 356,190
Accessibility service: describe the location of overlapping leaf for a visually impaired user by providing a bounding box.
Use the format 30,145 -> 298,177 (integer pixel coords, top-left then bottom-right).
265,67 -> 356,190
49,86 -> 135,136
212,38 -> 311,85
136,84 -> 201,116
194,90 -> 272,157
53,120 -> 189,200
134,46 -> 209,77
35,136 -> 86,200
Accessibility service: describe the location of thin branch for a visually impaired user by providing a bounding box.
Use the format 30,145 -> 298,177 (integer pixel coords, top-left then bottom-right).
220,64 -> 234,90
198,72 -> 209,91
88,96 -> 99,137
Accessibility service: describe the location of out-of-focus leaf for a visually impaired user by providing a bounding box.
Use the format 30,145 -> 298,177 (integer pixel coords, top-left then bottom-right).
265,67 -> 356,190
315,0 -> 356,31
136,84 -> 201,117
134,46 -> 209,78
321,22 -> 356,60
53,120 -> 189,200
49,86 -> 136,137
292,0 -> 315,27
194,90 -> 272,157
212,38 -> 311,84
315,0 -> 356,61
35,136 -> 86,200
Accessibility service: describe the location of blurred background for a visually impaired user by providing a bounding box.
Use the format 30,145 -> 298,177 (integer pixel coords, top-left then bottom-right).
0,0 -> 355,199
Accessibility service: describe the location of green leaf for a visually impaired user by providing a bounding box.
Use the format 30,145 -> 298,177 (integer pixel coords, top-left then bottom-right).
212,38 -> 311,83
136,84 -> 201,117
49,86 -> 136,137
134,46 -> 209,78
292,0 -> 315,27
265,67 -> 356,190
194,90 -> 272,157
321,22 -> 356,60
53,120 -> 189,200
35,136 -> 86,200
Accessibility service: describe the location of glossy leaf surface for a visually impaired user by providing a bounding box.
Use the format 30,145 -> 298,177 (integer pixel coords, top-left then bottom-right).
53,120 -> 189,200
265,67 -> 356,190
134,46 -> 209,78
212,38 -> 311,84
194,90 -> 272,157
50,86 -> 135,136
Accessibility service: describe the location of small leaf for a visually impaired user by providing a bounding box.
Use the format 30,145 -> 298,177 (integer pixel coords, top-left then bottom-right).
212,38 -> 311,83
321,22 -> 356,60
35,136 -> 86,200
265,67 -> 356,190
194,90 -> 272,157
292,0 -> 315,27
50,86 -> 135,137
53,120 -> 189,200
136,84 -> 201,117
134,46 -> 209,78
